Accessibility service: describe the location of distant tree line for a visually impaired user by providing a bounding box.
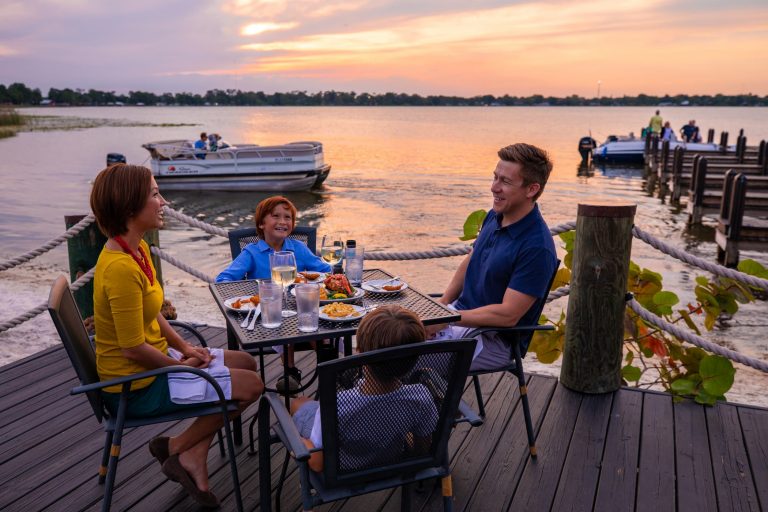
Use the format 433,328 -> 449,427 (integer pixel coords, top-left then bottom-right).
1,82 -> 766,107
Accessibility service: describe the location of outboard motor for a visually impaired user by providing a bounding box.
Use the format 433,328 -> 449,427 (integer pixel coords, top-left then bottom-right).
578,136 -> 597,162
106,153 -> 127,166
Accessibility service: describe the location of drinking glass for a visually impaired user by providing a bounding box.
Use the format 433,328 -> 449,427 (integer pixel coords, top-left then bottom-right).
295,283 -> 320,332
320,235 -> 344,269
257,280 -> 283,328
269,251 -> 297,317
345,245 -> 364,286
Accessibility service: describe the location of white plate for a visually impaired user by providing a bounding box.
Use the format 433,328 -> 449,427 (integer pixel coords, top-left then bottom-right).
224,295 -> 260,312
296,271 -> 327,284
361,280 -> 409,294
291,286 -> 364,304
319,304 -> 367,322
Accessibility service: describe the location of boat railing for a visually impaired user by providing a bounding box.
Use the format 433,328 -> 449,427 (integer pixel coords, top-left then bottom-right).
144,141 -> 322,161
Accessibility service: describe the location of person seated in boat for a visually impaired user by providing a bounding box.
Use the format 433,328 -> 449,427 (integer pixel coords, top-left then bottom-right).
425,143 -> 558,371
207,133 -> 219,152
680,120 -> 700,143
89,164 -> 263,508
290,305 -> 439,473
194,132 -> 207,159
661,122 -> 677,142
216,195 -> 332,392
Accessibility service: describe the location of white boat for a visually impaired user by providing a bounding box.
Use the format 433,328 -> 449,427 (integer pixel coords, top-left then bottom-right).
141,140 -> 331,191
591,136 -> 724,165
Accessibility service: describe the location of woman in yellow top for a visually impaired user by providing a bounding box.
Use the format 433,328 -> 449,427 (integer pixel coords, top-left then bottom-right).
91,164 -> 263,508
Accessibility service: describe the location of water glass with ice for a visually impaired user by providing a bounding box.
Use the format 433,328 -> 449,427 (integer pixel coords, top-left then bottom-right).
258,281 -> 283,329
345,245 -> 364,286
295,283 -> 320,332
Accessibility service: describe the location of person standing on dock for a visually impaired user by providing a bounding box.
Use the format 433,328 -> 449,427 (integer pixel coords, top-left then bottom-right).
648,110 -> 663,136
426,143 -> 558,370
89,164 -> 263,508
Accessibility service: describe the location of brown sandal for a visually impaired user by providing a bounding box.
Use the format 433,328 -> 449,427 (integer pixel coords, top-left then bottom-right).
148,436 -> 170,465
161,454 -> 220,508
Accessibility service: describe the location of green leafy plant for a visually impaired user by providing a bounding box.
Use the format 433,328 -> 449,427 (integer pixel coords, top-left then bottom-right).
460,212 -> 765,405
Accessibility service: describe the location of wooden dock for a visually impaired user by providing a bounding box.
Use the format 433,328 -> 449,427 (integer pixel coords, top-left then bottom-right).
1,325 -> 766,511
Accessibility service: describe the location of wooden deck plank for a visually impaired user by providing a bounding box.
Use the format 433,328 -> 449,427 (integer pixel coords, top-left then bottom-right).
675,400 -> 718,512
738,407 -> 768,511
593,388 -> 643,512
636,392 -> 676,512
550,393 -> 613,511
508,383 -> 583,511
706,404 -> 761,511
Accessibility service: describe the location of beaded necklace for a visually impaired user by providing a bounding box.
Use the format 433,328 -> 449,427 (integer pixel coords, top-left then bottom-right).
113,235 -> 154,286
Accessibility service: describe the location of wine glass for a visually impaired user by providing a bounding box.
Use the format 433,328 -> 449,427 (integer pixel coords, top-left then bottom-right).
270,251 -> 298,317
320,234 -> 344,269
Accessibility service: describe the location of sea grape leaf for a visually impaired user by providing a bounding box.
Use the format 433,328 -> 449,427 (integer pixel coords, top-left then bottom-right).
671,378 -> 697,396
677,309 -> 701,335
737,258 -> 768,278
695,276 -> 709,286
638,269 -> 663,287
695,388 -> 718,406
552,267 -> 571,290
699,355 -> 735,396
622,364 -> 641,382
459,210 -> 487,241
559,231 -> 575,252
652,291 -> 679,315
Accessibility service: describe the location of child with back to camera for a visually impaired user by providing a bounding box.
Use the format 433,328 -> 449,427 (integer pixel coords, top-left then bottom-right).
290,305 -> 439,472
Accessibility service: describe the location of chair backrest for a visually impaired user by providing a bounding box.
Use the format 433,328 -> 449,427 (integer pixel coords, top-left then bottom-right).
514,260 -> 561,357
227,226 -> 318,260
316,339 -> 476,488
47,275 -> 105,422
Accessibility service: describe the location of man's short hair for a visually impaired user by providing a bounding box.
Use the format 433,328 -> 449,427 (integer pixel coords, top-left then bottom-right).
497,143 -> 553,201
90,164 -> 153,237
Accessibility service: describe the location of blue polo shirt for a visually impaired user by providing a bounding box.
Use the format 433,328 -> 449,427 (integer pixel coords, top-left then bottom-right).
215,238 -> 331,282
455,204 -> 557,330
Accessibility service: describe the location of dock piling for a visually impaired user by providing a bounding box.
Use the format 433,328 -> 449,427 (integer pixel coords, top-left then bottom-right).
561,204 -> 636,394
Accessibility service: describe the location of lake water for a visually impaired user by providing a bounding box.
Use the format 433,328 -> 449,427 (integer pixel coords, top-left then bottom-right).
1,106 -> 767,404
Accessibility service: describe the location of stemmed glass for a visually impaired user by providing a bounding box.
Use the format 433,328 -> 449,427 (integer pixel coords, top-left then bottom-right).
320,234 -> 344,269
269,251 -> 298,317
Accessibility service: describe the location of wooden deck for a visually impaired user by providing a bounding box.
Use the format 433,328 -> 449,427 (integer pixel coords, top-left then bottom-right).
1,325 -> 767,512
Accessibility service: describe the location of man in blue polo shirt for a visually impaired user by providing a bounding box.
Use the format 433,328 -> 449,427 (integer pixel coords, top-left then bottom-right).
428,143 -> 558,371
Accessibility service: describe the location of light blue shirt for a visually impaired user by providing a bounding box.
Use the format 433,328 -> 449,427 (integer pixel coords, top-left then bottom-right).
215,238 -> 331,282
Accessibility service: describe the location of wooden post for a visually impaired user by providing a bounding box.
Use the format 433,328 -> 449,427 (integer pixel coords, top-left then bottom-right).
561,204 -> 636,394
707,128 -> 715,144
65,215 -> 107,319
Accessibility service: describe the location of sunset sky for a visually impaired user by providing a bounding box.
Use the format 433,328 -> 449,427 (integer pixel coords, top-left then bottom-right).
1,0 -> 766,97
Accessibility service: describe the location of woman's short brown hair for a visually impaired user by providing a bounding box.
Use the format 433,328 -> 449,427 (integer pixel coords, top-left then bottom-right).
254,196 -> 297,238
90,164 -> 153,237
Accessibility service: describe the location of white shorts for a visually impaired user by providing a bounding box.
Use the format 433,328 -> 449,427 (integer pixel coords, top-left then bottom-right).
166,347 -> 232,404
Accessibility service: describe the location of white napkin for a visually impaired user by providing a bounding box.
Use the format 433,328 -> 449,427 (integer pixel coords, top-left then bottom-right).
166,347 -> 231,404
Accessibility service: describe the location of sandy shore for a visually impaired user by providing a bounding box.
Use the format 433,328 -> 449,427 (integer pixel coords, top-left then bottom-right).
2,255 -> 766,408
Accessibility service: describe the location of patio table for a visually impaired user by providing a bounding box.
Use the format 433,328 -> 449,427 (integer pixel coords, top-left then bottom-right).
209,268 -> 460,443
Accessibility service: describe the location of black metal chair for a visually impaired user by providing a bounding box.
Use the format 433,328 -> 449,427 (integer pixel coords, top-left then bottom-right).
258,339 -> 482,512
465,262 -> 560,457
227,226 -> 317,273
47,275 -> 244,512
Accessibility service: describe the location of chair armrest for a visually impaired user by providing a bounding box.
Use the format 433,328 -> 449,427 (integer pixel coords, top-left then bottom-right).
263,393 -> 311,461
455,399 -> 483,427
466,324 -> 555,338
168,320 -> 209,347
71,365 -> 229,403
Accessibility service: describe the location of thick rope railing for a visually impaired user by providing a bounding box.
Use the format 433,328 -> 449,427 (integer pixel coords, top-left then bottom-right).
632,226 -> 768,291
628,298 -> 768,373
0,268 -> 95,333
163,207 -> 228,238
0,214 -> 96,271
150,246 -> 214,283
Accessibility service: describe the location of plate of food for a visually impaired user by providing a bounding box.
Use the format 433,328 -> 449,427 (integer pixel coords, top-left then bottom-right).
319,303 -> 367,322
291,274 -> 364,303
224,295 -> 260,312
294,271 -> 327,284
361,279 -> 409,294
